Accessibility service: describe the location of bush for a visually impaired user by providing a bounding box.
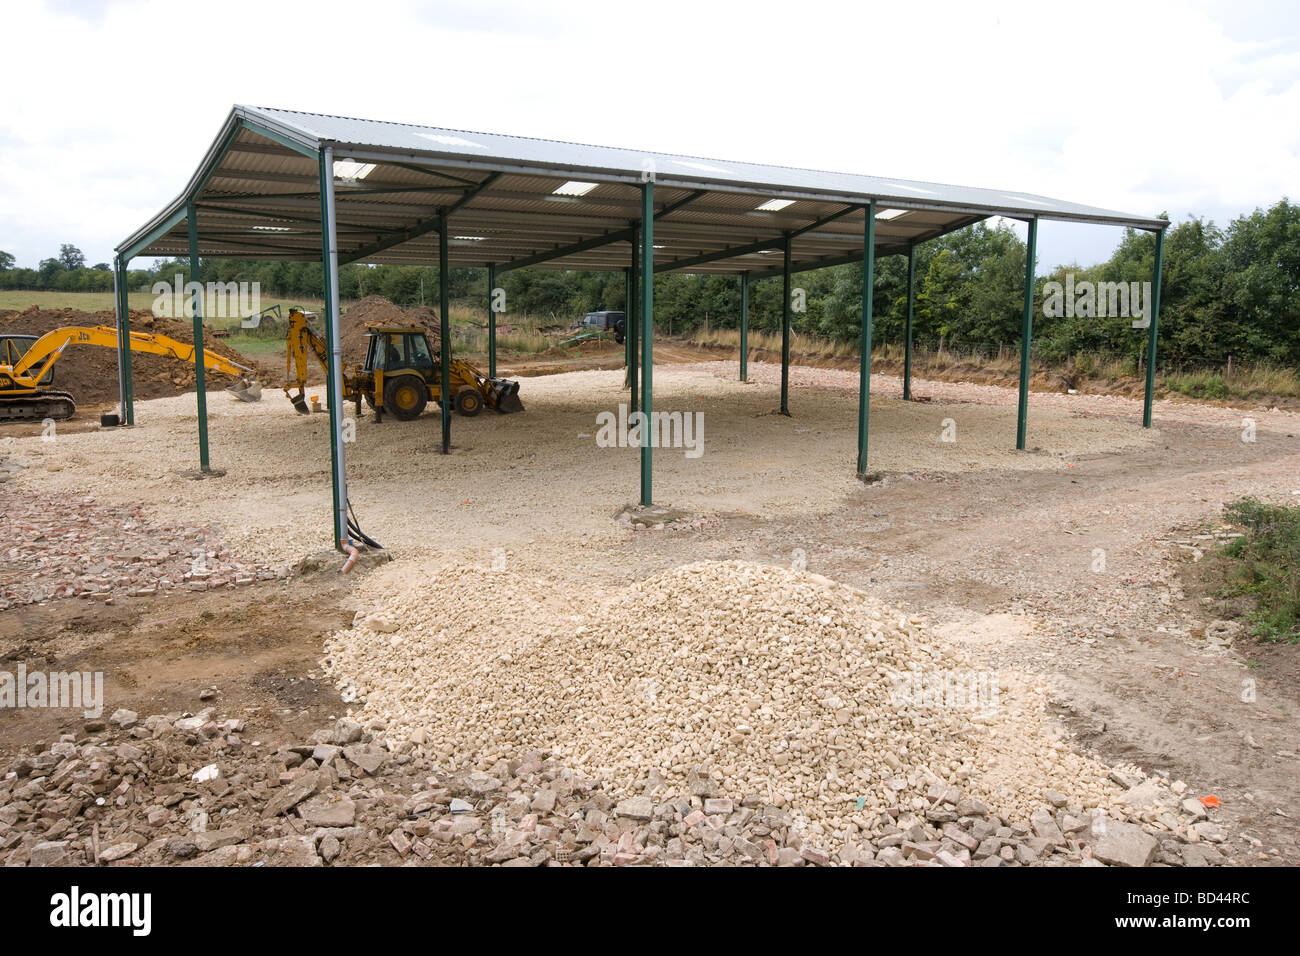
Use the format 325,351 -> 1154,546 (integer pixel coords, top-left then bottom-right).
1218,498 -> 1300,642
1167,372 -> 1230,400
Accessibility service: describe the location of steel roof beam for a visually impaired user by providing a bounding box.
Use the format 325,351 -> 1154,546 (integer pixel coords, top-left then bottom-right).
388,162 -> 484,188
211,196 -> 455,219
656,205 -> 860,273
495,228 -> 635,272
494,189 -> 706,274
337,172 -> 500,264
744,213 -> 989,278
656,235 -> 787,272
211,185 -> 467,202
207,168 -> 329,188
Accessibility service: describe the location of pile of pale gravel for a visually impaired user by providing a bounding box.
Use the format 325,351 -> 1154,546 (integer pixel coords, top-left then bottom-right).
322,559 -> 1132,839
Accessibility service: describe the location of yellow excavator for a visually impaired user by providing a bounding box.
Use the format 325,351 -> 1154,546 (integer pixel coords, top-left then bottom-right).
0,325 -> 261,422
284,308 -> 522,420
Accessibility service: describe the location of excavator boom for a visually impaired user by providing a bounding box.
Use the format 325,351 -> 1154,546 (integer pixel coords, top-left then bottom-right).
0,324 -> 261,423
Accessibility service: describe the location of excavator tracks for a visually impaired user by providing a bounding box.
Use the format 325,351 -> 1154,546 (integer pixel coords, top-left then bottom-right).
0,390 -> 77,422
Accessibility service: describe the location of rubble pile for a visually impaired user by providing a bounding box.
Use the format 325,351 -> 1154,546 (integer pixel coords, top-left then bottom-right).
0,491 -> 276,611
0,705 -> 1229,867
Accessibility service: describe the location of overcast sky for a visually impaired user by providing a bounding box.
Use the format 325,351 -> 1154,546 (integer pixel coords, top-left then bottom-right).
4,0 -> 1297,273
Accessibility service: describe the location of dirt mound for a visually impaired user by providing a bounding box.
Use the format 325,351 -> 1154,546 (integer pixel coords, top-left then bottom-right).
340,296 -> 441,360
0,306 -> 263,406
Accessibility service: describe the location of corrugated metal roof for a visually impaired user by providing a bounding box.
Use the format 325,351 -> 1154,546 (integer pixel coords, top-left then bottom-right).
244,106 -> 1163,228
118,105 -> 1166,272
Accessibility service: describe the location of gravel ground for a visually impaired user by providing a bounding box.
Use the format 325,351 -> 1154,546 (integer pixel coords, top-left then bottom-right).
3,364 -> 1158,570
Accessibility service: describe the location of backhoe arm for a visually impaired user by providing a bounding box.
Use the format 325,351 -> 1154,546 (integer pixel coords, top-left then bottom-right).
284,309 -> 331,391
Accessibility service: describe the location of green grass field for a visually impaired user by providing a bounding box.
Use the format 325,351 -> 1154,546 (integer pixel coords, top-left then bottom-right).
0,289 -> 329,321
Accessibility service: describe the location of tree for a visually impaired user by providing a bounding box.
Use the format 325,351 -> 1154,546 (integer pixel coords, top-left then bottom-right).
1219,198 -> 1300,365
0,250 -> 14,271
38,258 -> 62,284
58,244 -> 85,271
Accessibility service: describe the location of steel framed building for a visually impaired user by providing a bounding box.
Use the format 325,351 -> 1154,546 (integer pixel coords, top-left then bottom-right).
115,106 -> 1168,550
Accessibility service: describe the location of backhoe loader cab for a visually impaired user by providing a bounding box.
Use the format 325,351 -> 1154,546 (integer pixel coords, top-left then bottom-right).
363,326 -> 434,377
360,325 -> 438,421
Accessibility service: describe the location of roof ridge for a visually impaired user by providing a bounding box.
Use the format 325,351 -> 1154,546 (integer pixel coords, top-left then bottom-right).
248,105 -> 1047,200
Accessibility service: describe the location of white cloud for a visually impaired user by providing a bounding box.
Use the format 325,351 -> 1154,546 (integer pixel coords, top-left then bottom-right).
2,0 -> 1297,270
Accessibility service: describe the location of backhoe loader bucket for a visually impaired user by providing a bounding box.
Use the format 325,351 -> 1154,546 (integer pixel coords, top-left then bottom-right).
226,378 -> 263,402
285,388 -> 310,414
490,378 -> 524,414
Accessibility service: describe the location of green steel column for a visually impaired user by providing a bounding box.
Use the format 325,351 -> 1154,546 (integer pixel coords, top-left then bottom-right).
1143,228 -> 1165,428
319,147 -> 348,550
856,200 -> 877,478
124,261 -> 135,421
113,257 -> 134,425
903,245 -> 916,402
120,258 -> 136,424
439,214 -> 452,455
739,271 -> 749,382
780,235 -> 792,415
186,202 -> 210,472
487,263 -> 497,378
624,231 -> 634,416
639,182 -> 654,507
623,266 -> 633,378
1016,218 -> 1039,451
112,263 -> 124,412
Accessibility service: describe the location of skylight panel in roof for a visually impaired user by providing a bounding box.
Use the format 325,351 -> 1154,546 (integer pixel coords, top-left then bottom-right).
756,199 -> 795,212
333,160 -> 376,181
875,208 -> 909,220
552,181 -> 598,197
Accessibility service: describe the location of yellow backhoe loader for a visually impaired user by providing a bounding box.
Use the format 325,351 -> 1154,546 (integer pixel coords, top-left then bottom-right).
283,308 -> 523,420
0,325 -> 260,422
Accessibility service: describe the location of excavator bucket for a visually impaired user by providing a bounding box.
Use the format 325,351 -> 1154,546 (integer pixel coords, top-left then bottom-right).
226,378 -> 262,402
